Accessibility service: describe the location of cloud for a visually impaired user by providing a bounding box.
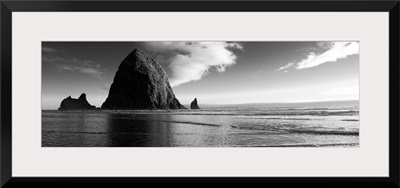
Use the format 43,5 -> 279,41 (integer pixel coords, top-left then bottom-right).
275,62 -> 294,72
144,42 -> 243,87
277,42 -> 359,71
42,46 -> 57,53
43,56 -> 105,79
316,41 -> 335,50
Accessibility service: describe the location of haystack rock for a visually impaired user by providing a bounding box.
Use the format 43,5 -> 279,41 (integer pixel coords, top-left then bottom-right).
58,93 -> 96,110
190,98 -> 200,109
101,48 -> 186,110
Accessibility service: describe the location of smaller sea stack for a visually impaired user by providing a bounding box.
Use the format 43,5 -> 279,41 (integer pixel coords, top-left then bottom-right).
190,98 -> 200,109
58,93 -> 96,110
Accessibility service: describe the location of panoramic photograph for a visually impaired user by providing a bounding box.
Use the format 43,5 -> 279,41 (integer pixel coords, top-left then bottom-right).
42,41 -> 359,147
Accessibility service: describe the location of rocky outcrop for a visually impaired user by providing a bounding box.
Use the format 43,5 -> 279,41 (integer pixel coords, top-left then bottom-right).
190,98 -> 200,109
101,48 -> 185,110
58,93 -> 96,110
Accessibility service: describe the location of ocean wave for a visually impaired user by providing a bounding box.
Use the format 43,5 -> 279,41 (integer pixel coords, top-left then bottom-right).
287,129 -> 359,136
239,143 -> 359,147
341,119 -> 359,121
241,117 -> 313,120
230,125 -> 280,131
143,120 -> 221,127
89,115 -> 222,127
230,124 -> 358,136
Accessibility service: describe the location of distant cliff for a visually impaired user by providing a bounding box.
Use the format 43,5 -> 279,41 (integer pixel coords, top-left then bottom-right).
190,98 -> 200,109
58,93 -> 96,110
101,48 -> 186,110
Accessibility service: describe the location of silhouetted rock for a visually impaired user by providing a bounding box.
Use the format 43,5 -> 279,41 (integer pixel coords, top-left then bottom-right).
58,93 -> 96,110
101,48 -> 185,110
190,98 -> 200,109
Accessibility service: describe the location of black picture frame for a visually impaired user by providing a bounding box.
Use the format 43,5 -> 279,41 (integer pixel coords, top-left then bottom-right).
1,0 -> 399,187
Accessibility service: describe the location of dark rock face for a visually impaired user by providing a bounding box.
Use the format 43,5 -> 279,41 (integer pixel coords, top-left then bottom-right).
101,48 -> 185,110
58,93 -> 96,110
190,98 -> 200,109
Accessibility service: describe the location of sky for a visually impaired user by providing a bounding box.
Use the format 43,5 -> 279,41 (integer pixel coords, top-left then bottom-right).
42,41 -> 359,110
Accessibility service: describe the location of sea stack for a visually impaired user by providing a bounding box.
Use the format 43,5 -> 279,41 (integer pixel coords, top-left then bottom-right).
101,48 -> 185,110
58,93 -> 97,110
190,98 -> 200,109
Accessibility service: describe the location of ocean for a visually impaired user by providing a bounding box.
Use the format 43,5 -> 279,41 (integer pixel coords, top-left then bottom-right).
42,101 -> 359,147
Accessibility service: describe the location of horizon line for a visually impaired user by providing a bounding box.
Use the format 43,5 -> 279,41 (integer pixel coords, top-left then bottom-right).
42,99 -> 359,110
183,99 -> 359,105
